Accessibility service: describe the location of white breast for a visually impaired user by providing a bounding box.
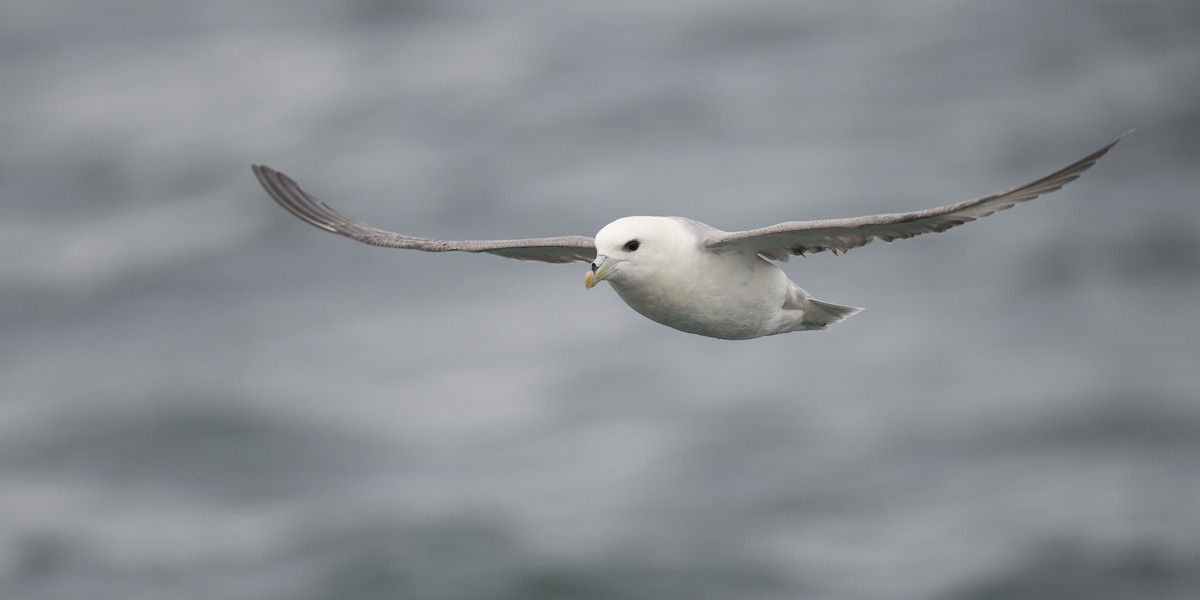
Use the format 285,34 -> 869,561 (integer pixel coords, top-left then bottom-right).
609,248 -> 792,339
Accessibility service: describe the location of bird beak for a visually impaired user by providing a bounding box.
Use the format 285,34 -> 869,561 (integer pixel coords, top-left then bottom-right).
584,255 -> 615,289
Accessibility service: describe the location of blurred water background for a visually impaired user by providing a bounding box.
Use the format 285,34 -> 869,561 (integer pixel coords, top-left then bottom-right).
3,1 -> 1199,598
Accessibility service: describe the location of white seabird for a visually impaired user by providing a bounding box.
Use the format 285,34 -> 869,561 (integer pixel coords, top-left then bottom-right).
253,133 -> 1126,339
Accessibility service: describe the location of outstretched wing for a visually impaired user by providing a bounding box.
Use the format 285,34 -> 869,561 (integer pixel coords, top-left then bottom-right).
252,165 -> 596,264
705,133 -> 1129,261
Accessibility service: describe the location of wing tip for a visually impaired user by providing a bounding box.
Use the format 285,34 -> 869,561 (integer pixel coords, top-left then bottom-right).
250,163 -> 346,235
1089,129 -> 1133,161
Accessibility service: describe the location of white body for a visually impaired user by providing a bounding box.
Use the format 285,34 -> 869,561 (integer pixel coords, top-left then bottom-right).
589,217 -> 860,339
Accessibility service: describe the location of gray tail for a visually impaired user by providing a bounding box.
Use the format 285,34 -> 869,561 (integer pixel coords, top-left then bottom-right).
803,298 -> 863,329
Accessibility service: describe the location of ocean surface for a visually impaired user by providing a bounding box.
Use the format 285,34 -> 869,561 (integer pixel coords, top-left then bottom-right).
2,1 -> 1199,598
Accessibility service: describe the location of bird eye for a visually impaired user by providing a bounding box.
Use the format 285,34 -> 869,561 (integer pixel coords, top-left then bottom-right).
623,239 -> 640,252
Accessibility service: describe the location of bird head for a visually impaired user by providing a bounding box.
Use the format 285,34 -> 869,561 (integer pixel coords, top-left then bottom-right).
584,216 -> 696,290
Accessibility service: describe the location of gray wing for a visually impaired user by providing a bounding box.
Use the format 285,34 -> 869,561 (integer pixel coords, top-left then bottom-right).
252,165 -> 596,264
705,133 -> 1128,260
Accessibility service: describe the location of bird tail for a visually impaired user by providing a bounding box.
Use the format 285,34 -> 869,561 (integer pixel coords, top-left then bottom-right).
802,297 -> 863,329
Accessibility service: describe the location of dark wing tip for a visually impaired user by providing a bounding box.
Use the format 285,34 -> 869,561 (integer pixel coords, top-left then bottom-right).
252,164 -> 362,235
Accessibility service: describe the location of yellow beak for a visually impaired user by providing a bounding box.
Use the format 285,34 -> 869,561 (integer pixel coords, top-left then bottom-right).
584,255 -> 614,289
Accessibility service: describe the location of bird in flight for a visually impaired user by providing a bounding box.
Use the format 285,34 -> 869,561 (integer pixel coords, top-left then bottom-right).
253,133 -> 1126,340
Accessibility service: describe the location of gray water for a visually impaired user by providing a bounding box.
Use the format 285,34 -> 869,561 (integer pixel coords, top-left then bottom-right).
3,1 -> 1199,598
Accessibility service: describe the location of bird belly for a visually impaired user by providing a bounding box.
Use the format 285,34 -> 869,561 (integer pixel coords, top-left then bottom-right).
610,258 -> 790,340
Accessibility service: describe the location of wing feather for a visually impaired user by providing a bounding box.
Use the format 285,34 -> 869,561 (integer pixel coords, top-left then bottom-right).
705,133 -> 1129,260
252,165 -> 596,264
